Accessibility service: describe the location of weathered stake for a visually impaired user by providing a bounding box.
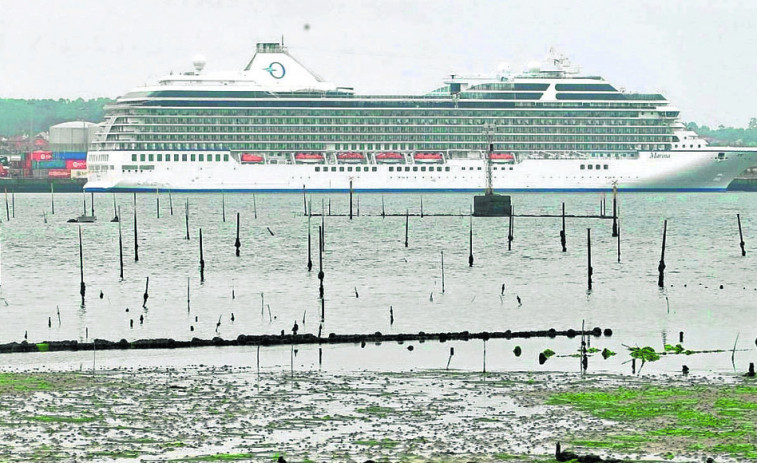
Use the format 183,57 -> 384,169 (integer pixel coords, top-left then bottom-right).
441,250 -> 445,294
156,189 -> 160,219
404,209 -> 409,248
587,228 -> 593,291
253,194 -> 257,219
302,185 -> 307,216
90,192 -> 94,217
187,277 -> 190,312
168,191 -> 173,215
4,189 -> 9,221
420,196 -> 424,218
307,216 -> 312,271
381,195 -> 385,218
617,218 -> 621,263
118,206 -> 124,279
112,194 -> 117,221
133,194 -> 139,262
612,184 -> 618,237
185,199 -> 190,240
143,277 -> 149,308
11,192 -> 15,218
221,194 -> 226,222
507,206 -> 514,251
737,213 -> 746,256
468,215 -> 474,267
235,212 -> 241,257
78,226 -> 85,304
349,180 -> 353,220
199,228 -> 205,283
560,202 -> 567,252
318,225 -> 324,300
658,219 -> 667,288
50,183 -> 55,215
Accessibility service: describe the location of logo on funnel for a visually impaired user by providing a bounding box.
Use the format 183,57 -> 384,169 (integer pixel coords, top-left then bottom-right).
263,62 -> 286,79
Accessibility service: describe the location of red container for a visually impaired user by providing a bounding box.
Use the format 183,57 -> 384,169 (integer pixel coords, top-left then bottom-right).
30,151 -> 53,161
66,160 -> 87,169
48,169 -> 71,178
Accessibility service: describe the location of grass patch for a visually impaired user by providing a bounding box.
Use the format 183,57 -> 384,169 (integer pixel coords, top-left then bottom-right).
549,383 -> 757,460
353,438 -> 399,449
90,450 -> 140,458
356,405 -> 397,418
171,453 -> 255,461
29,414 -> 99,423
0,372 -> 52,393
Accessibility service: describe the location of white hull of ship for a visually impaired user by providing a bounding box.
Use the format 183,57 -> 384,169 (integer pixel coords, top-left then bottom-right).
84,149 -> 757,192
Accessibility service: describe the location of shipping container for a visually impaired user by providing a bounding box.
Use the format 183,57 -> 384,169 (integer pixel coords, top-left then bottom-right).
32,160 -> 67,169
65,159 -> 87,170
53,152 -> 87,161
30,151 -> 53,161
47,169 -> 71,178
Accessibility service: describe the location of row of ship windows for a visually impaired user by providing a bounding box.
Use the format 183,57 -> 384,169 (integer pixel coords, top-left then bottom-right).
581,164 -> 610,170
131,153 -> 230,162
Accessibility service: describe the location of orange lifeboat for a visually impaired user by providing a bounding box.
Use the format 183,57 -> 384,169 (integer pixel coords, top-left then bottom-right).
240,153 -> 265,164
375,152 -> 404,164
488,152 -> 515,163
414,152 -> 444,163
294,152 -> 325,164
337,152 -> 365,163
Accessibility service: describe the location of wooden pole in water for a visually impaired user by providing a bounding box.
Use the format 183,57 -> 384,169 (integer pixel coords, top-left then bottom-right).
155,189 -> 160,219
381,195 -> 385,218
318,225 -> 324,299
133,194 -> 139,262
50,183 -> 55,215
90,192 -> 94,217
222,194 -> 226,222
420,196 -> 424,218
349,179 -> 353,220
168,191 -> 173,215
404,209 -> 409,248
199,228 -> 205,283
560,202 -> 566,252
5,188 -> 9,221
82,192 -> 86,216
118,206 -> 124,279
658,219 -> 667,288
737,213 -> 746,256
79,226 -> 85,304
112,194 -> 117,221
441,250 -> 445,294
143,277 -> 149,308
468,215 -> 474,267
507,206 -> 514,251
235,212 -> 241,257
303,185 -> 307,216
185,199 -> 190,240
587,228 -> 593,291
356,196 -> 360,217
617,218 -> 621,263
187,277 -> 190,312
612,184 -> 618,237
328,198 -> 331,216
253,194 -> 257,219
307,216 -> 312,271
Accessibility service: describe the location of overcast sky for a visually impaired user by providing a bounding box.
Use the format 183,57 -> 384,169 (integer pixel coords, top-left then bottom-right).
1,0 -> 756,127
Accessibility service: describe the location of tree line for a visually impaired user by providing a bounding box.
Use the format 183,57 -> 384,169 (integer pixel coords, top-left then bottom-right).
0,98 -> 114,137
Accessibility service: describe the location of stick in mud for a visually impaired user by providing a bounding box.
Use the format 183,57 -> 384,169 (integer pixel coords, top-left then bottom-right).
79,226 -> 85,305
390,305 -> 394,325
508,206 -> 514,251
617,218 -> 621,263
112,194 -> 118,221
328,198 -> 331,216
133,194 -> 139,262
185,199 -> 190,240
482,340 -> 486,373
90,192 -> 94,217
612,184 -> 618,237
469,215 -> 474,267
404,209 -> 409,248
420,195 -> 424,218
560,202 -> 567,252
302,185 -> 307,216
737,213 -> 746,256
318,225 -> 324,300
4,188 -> 9,221
50,183 -> 55,215
260,293 -> 264,317
307,216 -> 312,271
118,206 -> 124,279
155,189 -> 160,219
199,228 -> 205,283
349,180 -> 353,220
587,228 -> 593,291
658,219 -> 667,288
168,191 -> 173,215
446,347 -> 454,370
356,196 -> 360,217
381,194 -> 385,218
187,277 -> 190,312
441,250 -> 445,293
143,277 -> 149,308
252,194 -> 257,219
222,194 -> 226,223
318,347 -> 322,368
235,212 -> 241,257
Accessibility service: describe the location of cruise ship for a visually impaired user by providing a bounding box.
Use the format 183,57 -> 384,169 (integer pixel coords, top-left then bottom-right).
85,43 -> 757,192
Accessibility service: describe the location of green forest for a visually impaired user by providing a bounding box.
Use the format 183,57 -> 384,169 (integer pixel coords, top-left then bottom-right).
1,98 -> 757,147
0,98 -> 114,137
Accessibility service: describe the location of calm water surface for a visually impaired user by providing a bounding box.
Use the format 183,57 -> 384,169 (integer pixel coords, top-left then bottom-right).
0,192 -> 755,374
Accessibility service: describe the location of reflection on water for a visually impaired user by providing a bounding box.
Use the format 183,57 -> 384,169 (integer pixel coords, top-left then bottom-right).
0,192 -> 755,374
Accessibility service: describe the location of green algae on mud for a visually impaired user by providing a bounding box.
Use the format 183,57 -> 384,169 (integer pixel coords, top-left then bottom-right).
549,382 -> 757,460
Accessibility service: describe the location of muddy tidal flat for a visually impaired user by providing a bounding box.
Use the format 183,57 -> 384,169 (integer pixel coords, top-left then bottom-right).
0,365 -> 754,463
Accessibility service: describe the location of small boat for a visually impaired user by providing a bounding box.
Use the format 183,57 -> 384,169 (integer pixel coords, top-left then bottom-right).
375,152 -> 404,164
240,153 -> 265,164
414,152 -> 444,163
294,152 -> 325,164
489,152 -> 515,163
336,152 -> 365,163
